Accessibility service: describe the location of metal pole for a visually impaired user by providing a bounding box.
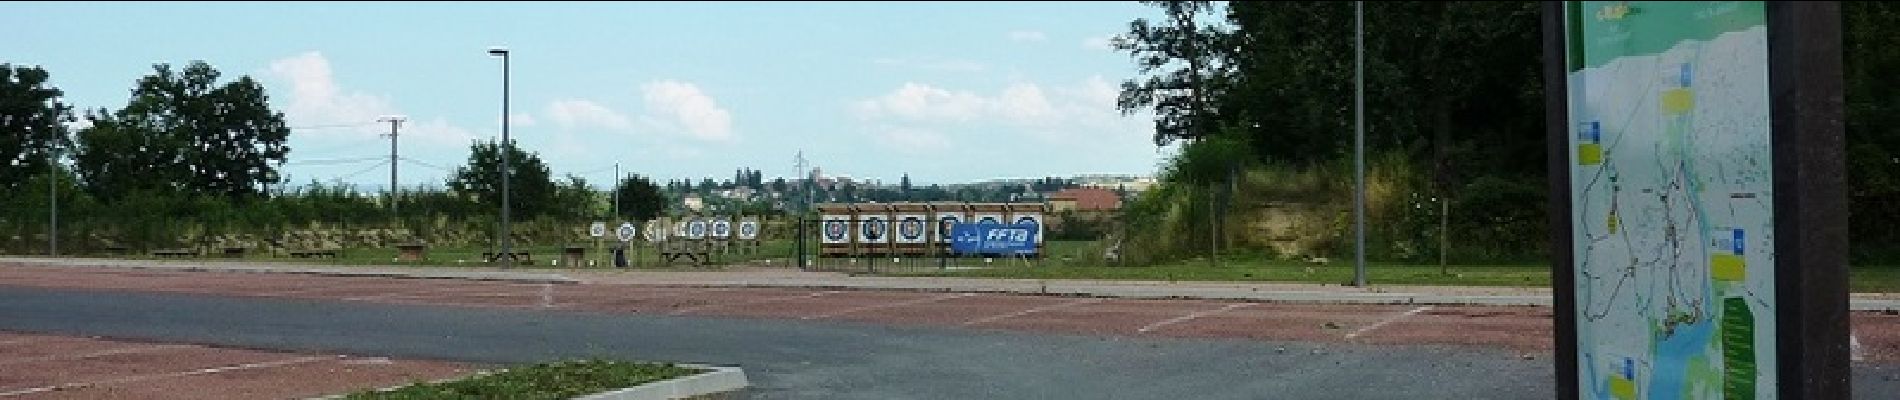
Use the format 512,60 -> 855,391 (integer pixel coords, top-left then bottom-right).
795,152 -> 808,271
613,163 -> 620,219
500,51 -> 513,269
381,116 -> 404,219
1352,0 -> 1367,287
48,145 -> 56,257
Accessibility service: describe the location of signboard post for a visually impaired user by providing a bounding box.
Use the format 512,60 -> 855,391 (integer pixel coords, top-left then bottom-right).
1545,2 -> 1846,399
590,221 -> 606,266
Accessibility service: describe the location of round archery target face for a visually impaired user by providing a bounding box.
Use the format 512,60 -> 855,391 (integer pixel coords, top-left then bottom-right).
712,219 -> 731,237
739,221 -> 759,240
897,216 -> 925,243
688,220 -> 707,238
936,215 -> 961,242
823,219 -> 848,242
860,216 -> 887,242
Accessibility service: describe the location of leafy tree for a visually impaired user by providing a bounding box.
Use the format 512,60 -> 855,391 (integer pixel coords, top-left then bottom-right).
613,173 -> 666,222
72,61 -> 289,201
0,64 -> 73,190
1845,1 -> 1900,259
1115,0 -> 1233,146
550,174 -> 596,221
447,139 -> 558,219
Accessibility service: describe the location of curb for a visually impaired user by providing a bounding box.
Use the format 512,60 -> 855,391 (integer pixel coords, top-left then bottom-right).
575,364 -> 748,400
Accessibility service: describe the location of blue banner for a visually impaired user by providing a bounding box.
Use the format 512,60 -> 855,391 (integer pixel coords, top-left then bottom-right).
948,222 -> 1039,255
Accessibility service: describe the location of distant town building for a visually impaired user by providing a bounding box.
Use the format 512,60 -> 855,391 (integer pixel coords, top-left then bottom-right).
682,194 -> 705,212
1049,187 -> 1123,212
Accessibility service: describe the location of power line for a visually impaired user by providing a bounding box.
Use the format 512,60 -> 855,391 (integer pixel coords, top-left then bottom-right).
288,121 -> 378,131
285,156 -> 384,166
399,157 -> 454,172
332,160 -> 391,182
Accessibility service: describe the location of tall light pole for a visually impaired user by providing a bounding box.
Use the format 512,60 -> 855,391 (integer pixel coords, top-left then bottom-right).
1352,1 -> 1368,287
48,142 -> 57,257
488,46 -> 513,268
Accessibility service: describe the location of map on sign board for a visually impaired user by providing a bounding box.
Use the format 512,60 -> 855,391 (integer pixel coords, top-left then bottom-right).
1565,2 -> 1774,399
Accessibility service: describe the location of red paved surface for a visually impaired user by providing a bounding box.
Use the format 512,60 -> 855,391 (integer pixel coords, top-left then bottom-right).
0,332 -> 476,399
3,265 -> 1898,364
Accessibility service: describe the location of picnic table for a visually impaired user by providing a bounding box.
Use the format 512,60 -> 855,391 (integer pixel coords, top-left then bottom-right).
483,251 -> 533,263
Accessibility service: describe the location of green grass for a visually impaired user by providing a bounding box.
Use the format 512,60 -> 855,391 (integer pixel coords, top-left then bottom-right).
344,359 -> 703,400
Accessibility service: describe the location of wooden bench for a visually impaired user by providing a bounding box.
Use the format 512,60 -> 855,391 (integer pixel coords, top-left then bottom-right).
287,249 -> 340,259
220,247 -> 247,258
483,251 -> 533,263
151,249 -> 197,258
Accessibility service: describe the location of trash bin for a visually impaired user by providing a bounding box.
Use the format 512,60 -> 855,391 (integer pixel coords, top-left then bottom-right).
563,246 -> 586,268
613,245 -> 629,268
396,243 -> 427,262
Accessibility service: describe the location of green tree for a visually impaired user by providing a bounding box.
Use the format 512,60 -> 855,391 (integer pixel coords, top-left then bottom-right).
1846,1 -> 1900,260
550,174 -> 596,221
613,173 -> 666,222
72,61 -> 289,201
1116,0 -> 1233,147
0,64 -> 73,190
447,139 -> 558,219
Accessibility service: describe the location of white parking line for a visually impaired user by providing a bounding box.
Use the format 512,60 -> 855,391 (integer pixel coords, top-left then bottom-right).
1137,303 -> 1255,333
0,355 -> 337,397
803,293 -> 975,320
668,291 -> 840,316
0,345 -> 193,366
1851,333 -> 1864,362
962,298 -> 1105,326
1344,306 -> 1435,339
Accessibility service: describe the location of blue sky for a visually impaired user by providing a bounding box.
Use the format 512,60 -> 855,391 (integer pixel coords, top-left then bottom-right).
4,1 -> 1171,189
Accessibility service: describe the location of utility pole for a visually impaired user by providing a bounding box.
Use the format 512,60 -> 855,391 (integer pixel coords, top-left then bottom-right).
48,143 -> 57,257
613,162 -> 620,219
380,115 -> 406,219
795,151 -> 809,271
1353,0 -> 1368,287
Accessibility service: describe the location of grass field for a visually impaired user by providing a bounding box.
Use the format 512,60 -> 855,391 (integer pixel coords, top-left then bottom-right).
344,359 -> 703,400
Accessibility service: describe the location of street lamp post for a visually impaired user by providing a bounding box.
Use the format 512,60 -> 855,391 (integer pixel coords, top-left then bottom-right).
489,46 -> 512,269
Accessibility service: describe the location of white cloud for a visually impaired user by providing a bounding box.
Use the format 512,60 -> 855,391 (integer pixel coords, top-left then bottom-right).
510,113 -> 536,128
265,51 -> 395,135
853,82 -> 986,121
545,99 -> 631,130
996,83 -> 1055,124
640,80 -> 733,142
263,51 -> 477,148
1081,35 -> 1118,51
853,77 -> 1148,145
405,117 -> 479,145
1008,30 -> 1048,42
871,57 -> 987,72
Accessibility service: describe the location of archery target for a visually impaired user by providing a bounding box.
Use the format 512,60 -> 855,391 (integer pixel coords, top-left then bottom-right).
738,217 -> 760,240
895,214 -> 927,244
933,211 -> 963,243
643,220 -> 663,242
1011,212 -> 1044,244
821,214 -> 851,244
859,215 -> 890,243
974,212 -> 1004,226
711,217 -> 732,238
687,218 -> 708,239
